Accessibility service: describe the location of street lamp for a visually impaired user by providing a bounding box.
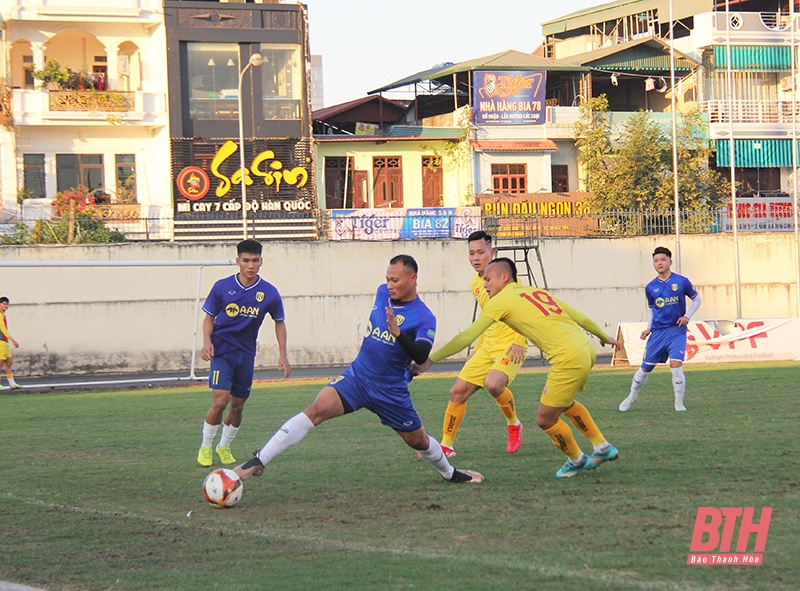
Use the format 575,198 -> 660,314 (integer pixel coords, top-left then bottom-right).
238,53 -> 263,239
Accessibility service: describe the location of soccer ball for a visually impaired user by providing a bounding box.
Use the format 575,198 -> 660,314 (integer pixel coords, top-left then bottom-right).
202,468 -> 243,508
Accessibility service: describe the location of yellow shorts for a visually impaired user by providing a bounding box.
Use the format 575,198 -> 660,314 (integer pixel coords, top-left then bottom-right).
0,341 -> 10,361
458,344 -> 522,389
540,342 -> 596,408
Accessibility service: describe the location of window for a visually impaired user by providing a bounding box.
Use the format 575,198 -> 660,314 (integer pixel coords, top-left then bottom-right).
260,43 -> 302,120
186,42 -> 241,120
115,155 -> 136,203
491,163 -> 527,194
23,154 -> 45,199
373,156 -> 403,207
551,165 -> 569,193
56,154 -> 104,193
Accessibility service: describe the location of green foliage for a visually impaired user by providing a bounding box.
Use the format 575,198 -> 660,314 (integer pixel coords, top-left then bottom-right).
575,97 -> 730,211
0,365 -> 798,591
30,59 -> 71,88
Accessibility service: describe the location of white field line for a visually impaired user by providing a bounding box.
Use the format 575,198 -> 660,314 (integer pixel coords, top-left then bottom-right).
4,493 -> 718,591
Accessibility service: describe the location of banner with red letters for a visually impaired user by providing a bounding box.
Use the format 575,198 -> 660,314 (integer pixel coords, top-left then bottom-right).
613,318 -> 800,366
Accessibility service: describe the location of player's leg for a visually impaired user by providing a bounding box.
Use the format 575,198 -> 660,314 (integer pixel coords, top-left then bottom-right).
485,365 -> 523,453
620,331 -> 668,411
441,378 -> 480,455
216,351 -> 256,464
4,355 -> 19,388
0,352 -> 10,390
235,372 -> 356,480
198,354 -> 234,466
398,427 -> 483,483
669,359 -> 687,411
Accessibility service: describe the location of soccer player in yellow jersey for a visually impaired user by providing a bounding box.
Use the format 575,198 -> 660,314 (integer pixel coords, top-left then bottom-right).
437,231 -> 526,458
414,258 -> 621,478
0,297 -> 21,389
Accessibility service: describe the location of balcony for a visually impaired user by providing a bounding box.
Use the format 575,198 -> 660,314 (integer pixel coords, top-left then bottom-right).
702,100 -> 800,124
11,89 -> 167,126
2,0 -> 162,21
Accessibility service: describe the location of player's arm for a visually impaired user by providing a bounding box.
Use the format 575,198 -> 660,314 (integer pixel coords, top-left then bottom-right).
274,320 -> 292,378
0,316 -> 16,346
429,316 -> 495,364
200,314 -> 215,361
555,298 -> 619,349
641,307 -> 653,339
385,302 -> 432,364
679,295 -> 702,327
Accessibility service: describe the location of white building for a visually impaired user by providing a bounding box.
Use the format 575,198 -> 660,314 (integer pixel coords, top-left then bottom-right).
0,0 -> 170,223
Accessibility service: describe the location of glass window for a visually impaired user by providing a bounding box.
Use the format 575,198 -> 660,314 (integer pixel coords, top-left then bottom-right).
56,154 -> 104,193
186,42 -> 241,121
491,163 -> 527,194
23,154 -> 45,199
115,155 -> 137,203
260,43 -> 302,120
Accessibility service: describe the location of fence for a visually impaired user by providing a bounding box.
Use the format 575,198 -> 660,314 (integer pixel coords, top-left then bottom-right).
2,206 -> 797,244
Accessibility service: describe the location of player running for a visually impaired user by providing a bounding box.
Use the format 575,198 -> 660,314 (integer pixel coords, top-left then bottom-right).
414,258 -> 620,478
619,246 -> 701,413
0,296 -> 21,390
235,255 -> 483,485
436,231 -> 526,458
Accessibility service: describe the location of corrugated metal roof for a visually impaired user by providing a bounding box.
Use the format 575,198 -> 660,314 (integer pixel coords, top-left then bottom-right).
369,50 -> 587,94
713,45 -> 792,71
568,37 -> 699,71
387,126 -> 462,137
312,95 -> 407,121
714,139 -> 794,167
470,140 -> 558,152
542,0 -> 711,37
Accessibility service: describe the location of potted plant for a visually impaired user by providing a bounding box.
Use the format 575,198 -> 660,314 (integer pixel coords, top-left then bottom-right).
31,59 -> 70,90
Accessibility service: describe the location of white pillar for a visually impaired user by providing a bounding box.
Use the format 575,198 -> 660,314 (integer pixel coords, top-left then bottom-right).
31,42 -> 45,88
106,46 -> 119,91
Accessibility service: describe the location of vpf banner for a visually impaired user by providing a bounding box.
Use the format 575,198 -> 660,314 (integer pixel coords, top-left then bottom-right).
614,318 -> 800,366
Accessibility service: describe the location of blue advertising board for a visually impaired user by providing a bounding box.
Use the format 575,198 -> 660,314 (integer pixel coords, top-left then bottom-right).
472,71 -> 547,125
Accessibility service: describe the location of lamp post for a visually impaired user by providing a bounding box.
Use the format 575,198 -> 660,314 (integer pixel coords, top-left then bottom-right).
238,53 -> 263,239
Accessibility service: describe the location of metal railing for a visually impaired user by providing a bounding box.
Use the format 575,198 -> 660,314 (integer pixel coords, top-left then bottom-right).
702,100 -> 800,124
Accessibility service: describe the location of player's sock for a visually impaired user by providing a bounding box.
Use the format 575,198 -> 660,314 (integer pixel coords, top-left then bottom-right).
543,418 -> 582,461
630,367 -> 650,396
563,401 -> 605,445
493,387 -> 518,425
418,435 -> 455,479
201,421 -> 220,448
6,373 -> 16,387
257,412 -> 315,465
671,366 -> 686,403
218,423 -> 239,448
441,401 -> 466,448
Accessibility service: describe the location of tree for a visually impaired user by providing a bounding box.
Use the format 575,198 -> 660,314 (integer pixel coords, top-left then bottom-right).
574,95 -> 614,206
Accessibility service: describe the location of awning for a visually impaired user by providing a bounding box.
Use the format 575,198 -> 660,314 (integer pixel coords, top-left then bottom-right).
470,140 -> 558,152
713,45 -> 792,71
714,139 -> 794,167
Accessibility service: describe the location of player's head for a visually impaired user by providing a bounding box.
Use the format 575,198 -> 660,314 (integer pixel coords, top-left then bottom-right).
0,297 -> 8,311
467,230 -> 494,274
236,239 -> 263,282
652,246 -> 672,275
483,257 -> 516,297
387,255 -> 418,302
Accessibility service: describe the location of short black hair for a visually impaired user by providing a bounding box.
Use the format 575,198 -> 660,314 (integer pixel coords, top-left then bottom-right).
467,230 -> 492,245
237,239 -> 263,257
488,257 -> 518,282
653,246 -> 672,259
389,254 -> 418,274
0,297 -> 8,305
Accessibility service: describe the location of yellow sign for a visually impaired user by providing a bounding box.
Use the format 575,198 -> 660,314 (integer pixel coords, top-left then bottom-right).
210,140 -> 309,198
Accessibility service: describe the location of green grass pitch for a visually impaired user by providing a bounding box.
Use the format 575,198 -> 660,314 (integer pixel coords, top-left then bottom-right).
1,362 -> 798,591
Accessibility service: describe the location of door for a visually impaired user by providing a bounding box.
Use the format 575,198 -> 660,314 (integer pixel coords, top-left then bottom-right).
421,156 -> 443,207
373,156 -> 403,208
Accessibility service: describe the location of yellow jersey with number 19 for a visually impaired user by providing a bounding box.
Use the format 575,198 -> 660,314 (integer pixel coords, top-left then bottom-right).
470,273 -> 527,353
479,283 -> 609,367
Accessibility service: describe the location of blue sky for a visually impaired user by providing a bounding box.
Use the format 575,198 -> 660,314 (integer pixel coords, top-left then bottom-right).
306,0 -> 603,108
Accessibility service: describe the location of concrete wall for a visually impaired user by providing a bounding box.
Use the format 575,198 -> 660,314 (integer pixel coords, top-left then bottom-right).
0,233 -> 796,377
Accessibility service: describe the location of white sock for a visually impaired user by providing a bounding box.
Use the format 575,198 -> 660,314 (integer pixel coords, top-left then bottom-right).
671,366 -> 686,402
257,412 -> 315,465
218,424 -> 239,448
630,368 -> 650,396
593,441 -> 610,454
417,435 -> 455,479
201,421 -> 220,448
8,378 -> 17,387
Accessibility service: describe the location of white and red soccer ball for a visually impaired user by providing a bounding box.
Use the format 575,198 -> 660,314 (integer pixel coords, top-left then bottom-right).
202,468 -> 243,508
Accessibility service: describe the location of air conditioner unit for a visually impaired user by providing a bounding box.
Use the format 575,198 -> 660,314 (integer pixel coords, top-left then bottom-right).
780,76 -> 794,91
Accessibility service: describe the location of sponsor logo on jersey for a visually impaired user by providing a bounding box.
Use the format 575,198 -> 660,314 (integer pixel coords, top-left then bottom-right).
225,302 -> 260,318
364,320 -> 396,344
228,290 -> 237,295
655,295 -> 680,308
256,291 -> 264,302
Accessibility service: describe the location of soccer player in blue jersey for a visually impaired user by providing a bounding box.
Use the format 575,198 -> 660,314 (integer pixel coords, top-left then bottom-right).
619,246 -> 701,413
234,255 -> 483,485
197,239 -> 292,467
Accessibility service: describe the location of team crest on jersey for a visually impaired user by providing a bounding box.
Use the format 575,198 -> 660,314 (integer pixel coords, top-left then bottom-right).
672,284 -> 678,291
396,315 -> 405,326
256,291 -> 264,302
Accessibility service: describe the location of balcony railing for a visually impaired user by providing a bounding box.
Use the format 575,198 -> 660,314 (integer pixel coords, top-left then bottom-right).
48,91 -> 135,113
702,100 -> 800,124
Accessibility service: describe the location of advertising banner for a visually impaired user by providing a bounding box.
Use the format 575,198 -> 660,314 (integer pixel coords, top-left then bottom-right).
472,71 -> 547,125
613,318 -> 800,366
476,193 -> 596,237
329,207 -> 481,241
720,198 -> 796,232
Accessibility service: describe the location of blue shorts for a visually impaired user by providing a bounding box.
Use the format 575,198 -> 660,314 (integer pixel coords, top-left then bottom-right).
642,326 -> 687,370
209,350 -> 255,399
328,366 -> 422,433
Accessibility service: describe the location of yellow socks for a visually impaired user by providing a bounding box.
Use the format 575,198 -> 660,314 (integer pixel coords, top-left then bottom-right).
543,419 -> 582,460
563,401 -> 605,445
493,388 -> 518,426
441,401 -> 466,447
